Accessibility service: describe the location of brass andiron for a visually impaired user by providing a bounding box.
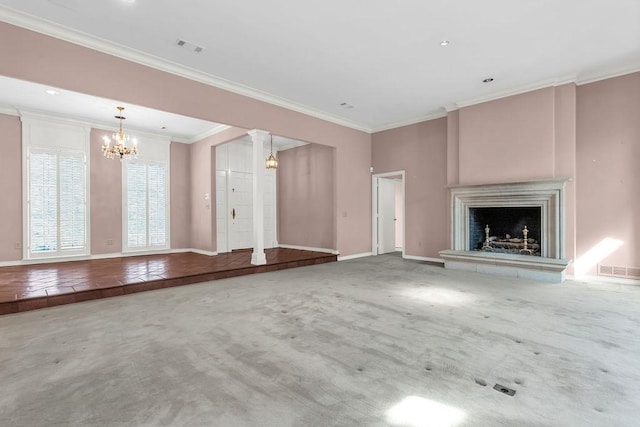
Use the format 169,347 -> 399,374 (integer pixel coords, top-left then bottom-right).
520,225 -> 533,255
482,224 -> 492,250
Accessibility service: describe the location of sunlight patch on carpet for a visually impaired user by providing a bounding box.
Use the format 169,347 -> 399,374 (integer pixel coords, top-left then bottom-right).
386,396 -> 465,427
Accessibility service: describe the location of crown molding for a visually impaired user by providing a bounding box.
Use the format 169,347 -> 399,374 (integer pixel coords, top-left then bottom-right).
18,107 -> 175,141
575,62 -> 640,86
371,110 -> 448,133
277,140 -> 310,152
455,74 -> 578,109
0,105 -> 19,116
0,6 -> 371,134
186,124 -> 232,144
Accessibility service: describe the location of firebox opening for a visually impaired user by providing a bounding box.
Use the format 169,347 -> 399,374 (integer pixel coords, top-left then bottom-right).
469,207 -> 542,256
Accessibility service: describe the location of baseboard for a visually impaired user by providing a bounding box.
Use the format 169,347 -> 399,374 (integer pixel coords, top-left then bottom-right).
0,248 -> 218,267
186,248 -> 218,256
278,244 -> 339,255
338,252 -> 373,261
403,254 -> 445,264
567,274 -> 640,286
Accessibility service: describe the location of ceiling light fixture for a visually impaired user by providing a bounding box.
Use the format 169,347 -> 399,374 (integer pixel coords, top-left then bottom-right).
265,135 -> 278,170
45,89 -> 59,95
102,106 -> 138,160
440,40 -> 450,46
483,78 -> 494,83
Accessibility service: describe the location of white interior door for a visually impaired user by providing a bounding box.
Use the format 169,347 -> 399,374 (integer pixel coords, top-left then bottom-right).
216,139 -> 277,253
216,170 -> 228,252
229,171 -> 253,250
378,178 -> 396,254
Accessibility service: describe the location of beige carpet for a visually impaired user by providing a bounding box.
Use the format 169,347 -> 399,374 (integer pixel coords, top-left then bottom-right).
1,254 -> 639,426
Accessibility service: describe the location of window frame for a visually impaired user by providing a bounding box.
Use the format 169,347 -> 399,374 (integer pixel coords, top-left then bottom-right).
121,136 -> 171,253
21,114 -> 91,260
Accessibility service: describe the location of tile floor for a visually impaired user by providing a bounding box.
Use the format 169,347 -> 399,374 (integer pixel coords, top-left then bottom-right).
0,248 -> 336,315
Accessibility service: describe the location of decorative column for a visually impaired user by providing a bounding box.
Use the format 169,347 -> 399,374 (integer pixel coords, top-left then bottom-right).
247,129 -> 269,265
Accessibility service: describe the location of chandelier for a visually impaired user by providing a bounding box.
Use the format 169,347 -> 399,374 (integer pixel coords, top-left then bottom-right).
102,106 -> 138,160
265,134 -> 278,169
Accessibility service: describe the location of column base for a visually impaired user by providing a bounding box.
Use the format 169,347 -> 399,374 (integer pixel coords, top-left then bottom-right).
251,251 -> 266,265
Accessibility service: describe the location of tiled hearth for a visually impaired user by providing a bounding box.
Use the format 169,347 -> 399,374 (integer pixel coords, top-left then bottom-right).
0,248 -> 336,315
440,179 -> 571,282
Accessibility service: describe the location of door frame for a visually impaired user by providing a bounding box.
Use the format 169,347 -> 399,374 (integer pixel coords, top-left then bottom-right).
371,170 -> 405,257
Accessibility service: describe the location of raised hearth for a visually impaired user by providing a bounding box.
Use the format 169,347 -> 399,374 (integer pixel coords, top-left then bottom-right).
440,179 -> 572,282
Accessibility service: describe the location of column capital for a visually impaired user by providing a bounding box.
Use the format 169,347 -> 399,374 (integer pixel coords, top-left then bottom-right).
247,129 -> 270,141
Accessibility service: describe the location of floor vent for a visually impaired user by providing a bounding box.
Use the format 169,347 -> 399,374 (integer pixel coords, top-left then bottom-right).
598,265 -> 640,279
493,384 -> 516,396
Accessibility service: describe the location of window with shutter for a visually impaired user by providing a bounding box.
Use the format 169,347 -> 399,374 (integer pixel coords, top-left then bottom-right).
23,117 -> 89,260
123,139 -> 170,252
28,149 -> 86,256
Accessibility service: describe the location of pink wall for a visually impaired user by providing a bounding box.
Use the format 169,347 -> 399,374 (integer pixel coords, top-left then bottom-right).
90,129 -> 123,254
458,87 -> 556,184
170,142 -> 191,249
0,114 -> 22,261
372,118 -> 448,259
277,144 -> 336,250
576,72 -> 640,273
0,22 -> 372,257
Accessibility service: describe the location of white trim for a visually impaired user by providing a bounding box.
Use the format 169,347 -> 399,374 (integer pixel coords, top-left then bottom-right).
371,171 -> 406,257
0,260 -> 22,267
19,107 -> 184,142
576,62 -> 640,86
178,248 -> 217,256
566,274 -> 640,286
278,244 -> 338,255
0,248 -> 219,266
403,255 -> 445,264
0,106 -> 19,116
338,252 -> 373,261
371,111 -> 448,133
0,6 -> 370,134
187,124 -> 232,144
455,75 -> 577,110
277,140 -> 310,151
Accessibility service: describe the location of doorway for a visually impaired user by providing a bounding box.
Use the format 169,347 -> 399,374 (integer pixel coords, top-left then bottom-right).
372,171 -> 405,256
215,140 -> 276,253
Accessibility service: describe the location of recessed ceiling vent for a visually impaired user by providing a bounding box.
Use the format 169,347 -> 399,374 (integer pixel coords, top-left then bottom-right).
340,102 -> 355,110
176,39 -> 204,53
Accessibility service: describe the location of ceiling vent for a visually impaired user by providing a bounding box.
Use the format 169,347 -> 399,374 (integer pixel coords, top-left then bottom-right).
176,39 -> 204,53
340,102 -> 355,110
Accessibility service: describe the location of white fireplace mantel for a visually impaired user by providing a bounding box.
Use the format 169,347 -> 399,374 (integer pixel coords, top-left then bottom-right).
440,178 -> 572,282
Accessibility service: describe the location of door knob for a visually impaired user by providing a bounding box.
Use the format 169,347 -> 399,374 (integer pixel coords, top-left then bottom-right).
232,208 -> 236,220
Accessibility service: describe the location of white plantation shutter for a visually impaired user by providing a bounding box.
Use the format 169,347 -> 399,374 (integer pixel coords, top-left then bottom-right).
59,154 -> 85,250
29,151 -> 58,253
23,117 -> 89,259
127,162 -> 148,248
123,136 -> 170,252
148,164 -> 167,246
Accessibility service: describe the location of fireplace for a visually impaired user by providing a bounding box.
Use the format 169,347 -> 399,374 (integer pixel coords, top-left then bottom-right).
468,207 -> 541,255
439,179 -> 571,282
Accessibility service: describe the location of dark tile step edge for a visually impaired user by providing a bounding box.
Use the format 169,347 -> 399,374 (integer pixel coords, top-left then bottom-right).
0,256 -> 337,315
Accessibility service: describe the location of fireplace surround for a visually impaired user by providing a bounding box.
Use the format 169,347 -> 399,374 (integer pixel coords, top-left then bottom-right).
439,179 -> 572,282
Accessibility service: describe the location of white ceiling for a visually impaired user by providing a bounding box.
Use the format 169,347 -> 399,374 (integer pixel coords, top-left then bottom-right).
1,0 -> 639,133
